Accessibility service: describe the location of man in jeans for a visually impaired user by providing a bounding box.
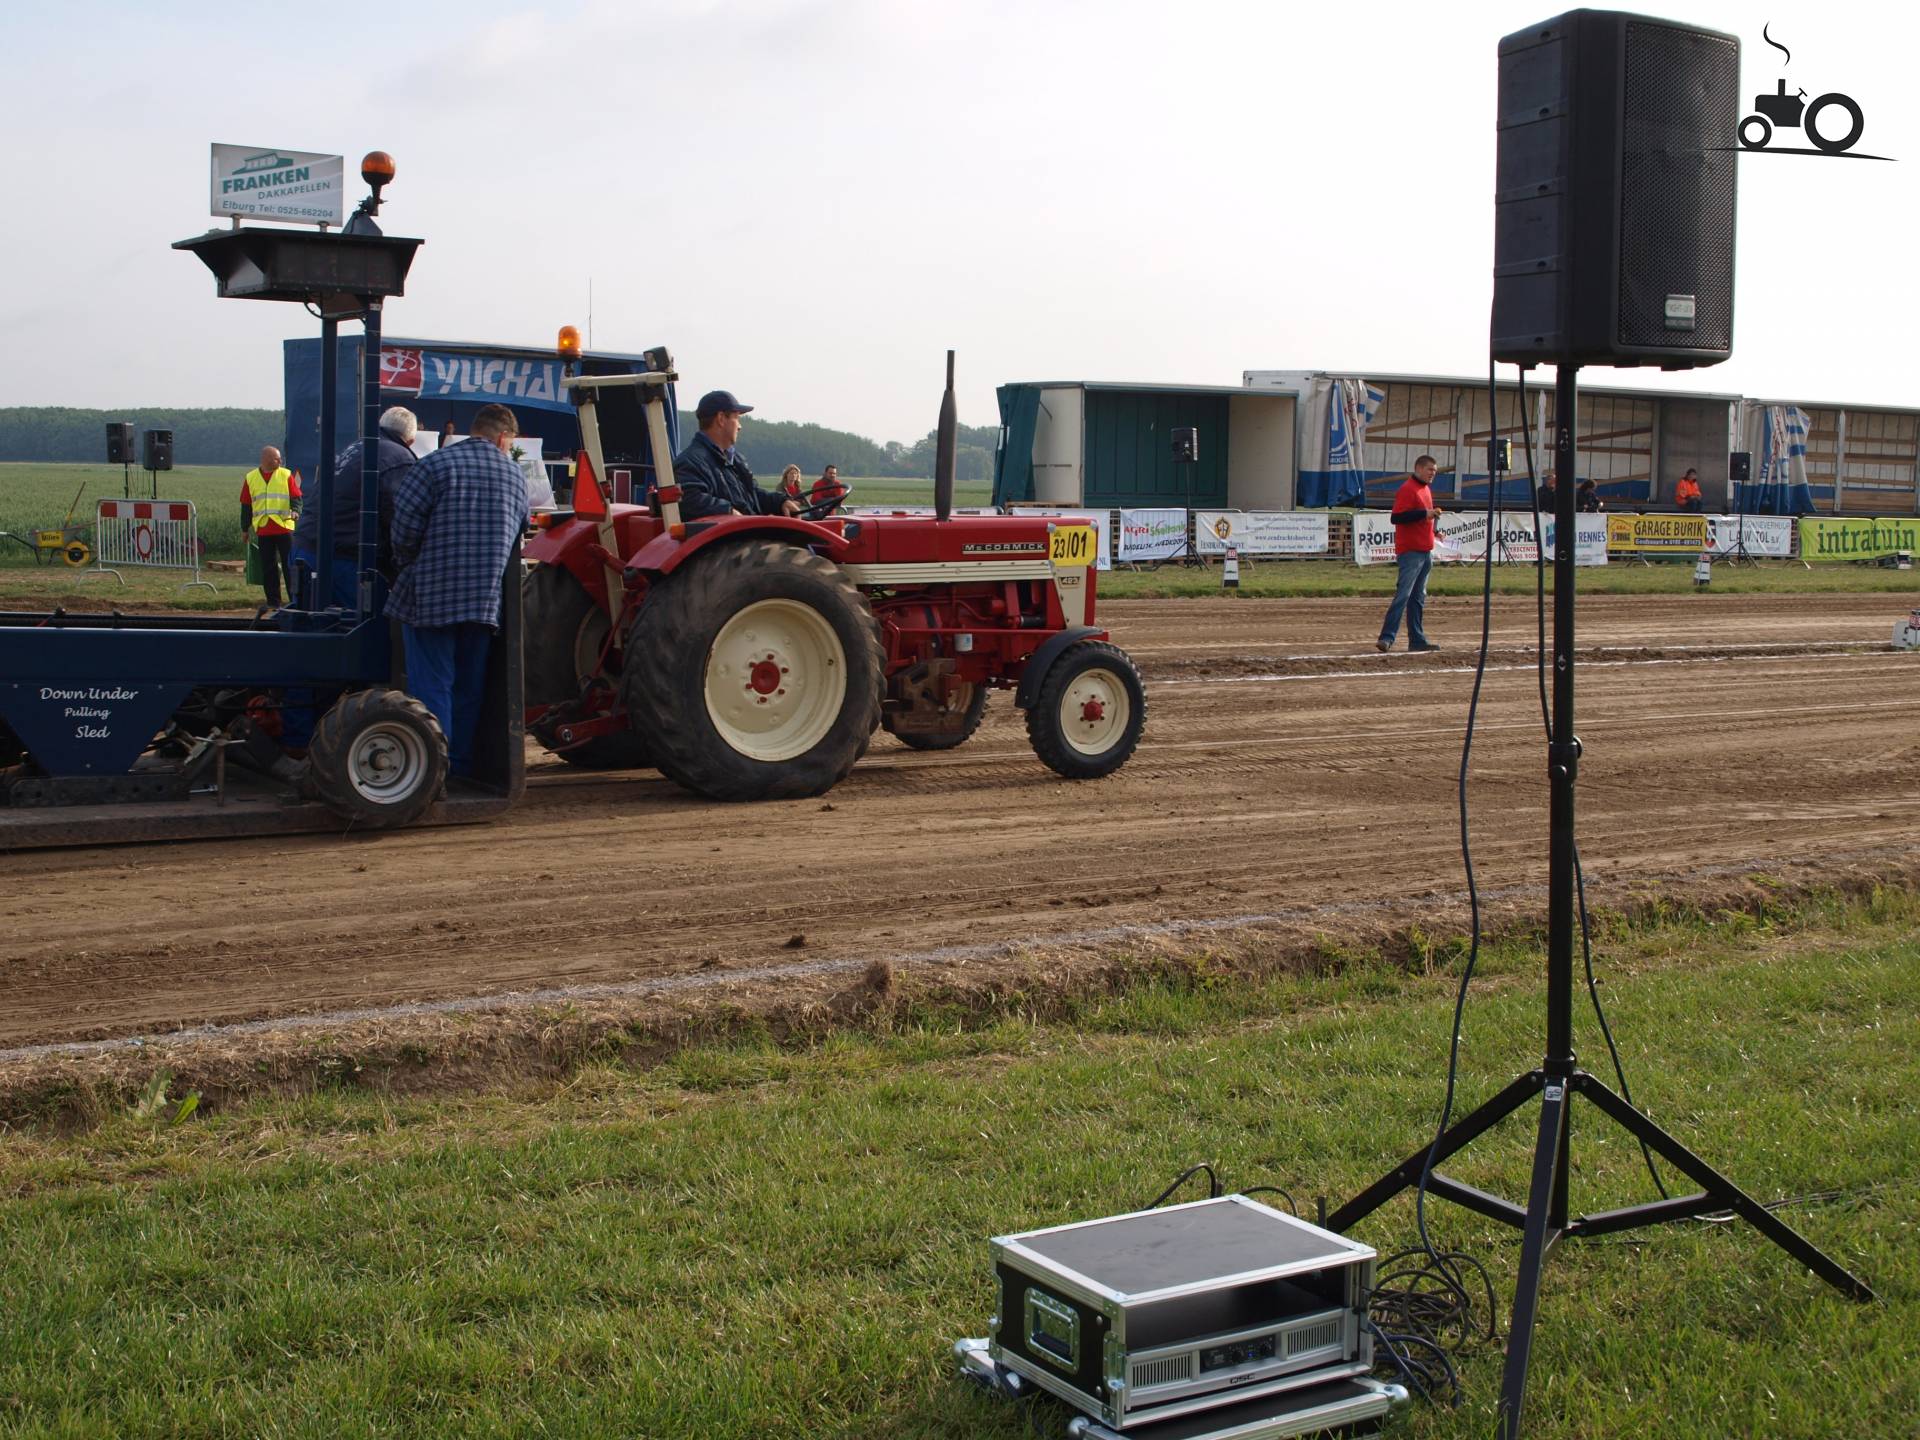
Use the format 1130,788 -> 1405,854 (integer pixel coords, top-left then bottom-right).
385,403 -> 531,777
1377,454 -> 1443,653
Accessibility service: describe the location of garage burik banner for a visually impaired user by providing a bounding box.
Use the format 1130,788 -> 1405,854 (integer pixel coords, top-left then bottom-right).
1606,513 -> 1710,552
1352,512 -> 1606,565
1195,511 -> 1330,556
1118,508 -> 1188,562
1798,516 -> 1920,562
379,348 -> 576,414
1703,515 -> 1794,558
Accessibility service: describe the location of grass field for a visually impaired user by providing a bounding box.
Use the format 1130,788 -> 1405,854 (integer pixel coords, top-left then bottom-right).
5,464 -> 1912,603
2,888 -> 1914,1439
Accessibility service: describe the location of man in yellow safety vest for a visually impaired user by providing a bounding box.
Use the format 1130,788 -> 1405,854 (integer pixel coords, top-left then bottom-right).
241,445 -> 303,606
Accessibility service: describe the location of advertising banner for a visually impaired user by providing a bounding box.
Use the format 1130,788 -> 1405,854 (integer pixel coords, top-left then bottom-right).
1798,516 -> 1920,563
1606,513 -> 1710,552
1195,510 -> 1330,556
379,348 -> 576,414
1118,507 -> 1188,562
1703,515 -> 1794,558
210,143 -> 344,225
1353,512 -> 1605,565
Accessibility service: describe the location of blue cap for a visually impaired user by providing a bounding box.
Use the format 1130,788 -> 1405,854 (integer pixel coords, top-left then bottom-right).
696,390 -> 754,418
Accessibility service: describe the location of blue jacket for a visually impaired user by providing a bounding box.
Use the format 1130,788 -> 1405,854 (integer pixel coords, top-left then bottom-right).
293,431 -> 415,575
673,432 -> 787,520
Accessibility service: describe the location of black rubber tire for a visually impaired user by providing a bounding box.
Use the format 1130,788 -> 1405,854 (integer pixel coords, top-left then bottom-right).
1025,640 -> 1147,780
885,683 -> 989,751
308,688 -> 448,829
522,564 -> 651,769
623,540 -> 884,800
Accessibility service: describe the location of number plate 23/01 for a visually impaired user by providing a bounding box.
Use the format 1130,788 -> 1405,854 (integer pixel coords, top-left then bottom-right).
1049,525 -> 1095,568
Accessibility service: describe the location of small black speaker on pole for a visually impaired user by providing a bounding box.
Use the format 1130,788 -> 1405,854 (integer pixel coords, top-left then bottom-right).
1491,10 -> 1739,369
1170,427 -> 1198,463
105,422 -> 135,464
143,429 -> 174,472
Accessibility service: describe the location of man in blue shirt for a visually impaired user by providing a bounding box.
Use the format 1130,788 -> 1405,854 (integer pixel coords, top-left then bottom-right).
673,390 -> 803,520
386,403 -> 531,777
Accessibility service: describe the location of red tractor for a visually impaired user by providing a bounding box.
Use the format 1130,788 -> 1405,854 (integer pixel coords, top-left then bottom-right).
521,354 -> 1146,801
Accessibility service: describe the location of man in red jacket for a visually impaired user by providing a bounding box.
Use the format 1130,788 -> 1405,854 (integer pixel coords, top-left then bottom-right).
1376,455 -> 1442,653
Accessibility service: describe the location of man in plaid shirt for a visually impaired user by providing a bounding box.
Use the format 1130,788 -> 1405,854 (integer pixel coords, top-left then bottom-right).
386,403 -> 530,777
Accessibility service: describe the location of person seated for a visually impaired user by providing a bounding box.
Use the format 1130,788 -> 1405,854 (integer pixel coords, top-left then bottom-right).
778,465 -> 804,501
1674,468 -> 1704,512
809,463 -> 849,514
672,391 -> 801,520
1576,478 -> 1604,513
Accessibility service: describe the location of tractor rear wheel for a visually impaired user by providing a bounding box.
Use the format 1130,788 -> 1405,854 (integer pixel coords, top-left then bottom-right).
307,687 -> 448,828
623,540 -> 884,800
885,682 -> 989,751
522,564 -> 651,769
1026,641 -> 1147,780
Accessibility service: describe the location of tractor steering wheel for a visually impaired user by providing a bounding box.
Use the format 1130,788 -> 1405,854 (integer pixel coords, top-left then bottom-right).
791,482 -> 854,521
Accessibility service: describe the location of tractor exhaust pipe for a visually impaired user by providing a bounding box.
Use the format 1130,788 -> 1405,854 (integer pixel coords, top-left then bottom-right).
935,349 -> 957,523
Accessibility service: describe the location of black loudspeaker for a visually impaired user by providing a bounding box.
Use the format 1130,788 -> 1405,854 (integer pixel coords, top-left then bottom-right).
1728,450 -> 1752,483
1170,427 -> 1199,463
1489,437 -> 1513,474
1492,10 -> 1739,369
143,429 -> 174,471
106,422 -> 135,464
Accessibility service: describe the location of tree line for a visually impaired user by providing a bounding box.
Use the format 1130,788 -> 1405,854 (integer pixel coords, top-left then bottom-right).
2,405 -> 1003,479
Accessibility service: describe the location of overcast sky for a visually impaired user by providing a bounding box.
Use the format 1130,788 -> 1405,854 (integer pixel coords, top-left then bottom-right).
1,0 -> 1913,443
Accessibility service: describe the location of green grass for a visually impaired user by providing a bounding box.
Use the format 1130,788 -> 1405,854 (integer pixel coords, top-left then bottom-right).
2,890 -> 1915,1439
0,464 -> 247,568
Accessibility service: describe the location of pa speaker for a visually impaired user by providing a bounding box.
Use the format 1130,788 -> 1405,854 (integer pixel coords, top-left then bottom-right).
1492,10 -> 1739,369
143,429 -> 174,471
1170,427 -> 1199,463
106,421 -> 135,464
1728,450 -> 1751,483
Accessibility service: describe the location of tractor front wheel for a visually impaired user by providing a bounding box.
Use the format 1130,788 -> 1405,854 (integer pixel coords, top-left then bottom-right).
522,564 -> 650,769
307,688 -> 448,828
623,540 -> 883,800
1026,641 -> 1146,780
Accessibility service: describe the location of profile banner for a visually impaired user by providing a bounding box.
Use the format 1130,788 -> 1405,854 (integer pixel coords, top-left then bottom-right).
1352,512 -> 1605,566
379,347 -> 576,414
1606,513 -> 1710,552
1195,510 -> 1330,556
1798,516 -> 1920,562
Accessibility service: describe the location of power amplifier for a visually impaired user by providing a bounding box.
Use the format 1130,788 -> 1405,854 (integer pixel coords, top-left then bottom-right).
988,1196 -> 1377,1430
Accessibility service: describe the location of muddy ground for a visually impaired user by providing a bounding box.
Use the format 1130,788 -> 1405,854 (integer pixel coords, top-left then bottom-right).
3,591 -> 1916,1109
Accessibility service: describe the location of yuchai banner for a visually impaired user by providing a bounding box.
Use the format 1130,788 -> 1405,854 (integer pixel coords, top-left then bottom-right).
1798,516 -> 1920,562
1353,512 -> 1606,566
380,348 -> 576,414
1195,510 -> 1330,556
209,144 -> 344,225
1703,515 -> 1794,558
1117,507 -> 1188,562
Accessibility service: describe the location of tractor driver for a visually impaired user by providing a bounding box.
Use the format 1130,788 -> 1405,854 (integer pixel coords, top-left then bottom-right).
673,391 -> 803,520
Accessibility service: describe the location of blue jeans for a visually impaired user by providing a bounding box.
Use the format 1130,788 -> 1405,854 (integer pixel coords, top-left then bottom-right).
1379,550 -> 1432,648
403,623 -> 495,777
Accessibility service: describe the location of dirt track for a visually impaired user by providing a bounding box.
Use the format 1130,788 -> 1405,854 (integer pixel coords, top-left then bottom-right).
4,591 -> 1917,1062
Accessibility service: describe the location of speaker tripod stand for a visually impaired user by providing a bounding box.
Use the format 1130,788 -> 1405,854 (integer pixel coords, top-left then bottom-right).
1327,365 -> 1874,1440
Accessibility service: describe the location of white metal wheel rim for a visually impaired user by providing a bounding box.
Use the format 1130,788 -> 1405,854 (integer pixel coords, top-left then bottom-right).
705,599 -> 847,762
1058,667 -> 1129,756
348,721 -> 431,805
572,607 -> 612,686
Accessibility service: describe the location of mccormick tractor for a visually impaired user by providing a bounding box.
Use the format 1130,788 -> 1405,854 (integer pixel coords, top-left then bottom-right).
521,352 -> 1146,801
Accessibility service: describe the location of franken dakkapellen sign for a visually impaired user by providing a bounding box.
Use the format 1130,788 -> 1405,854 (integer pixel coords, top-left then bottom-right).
209,144 -> 345,225
379,347 -> 576,414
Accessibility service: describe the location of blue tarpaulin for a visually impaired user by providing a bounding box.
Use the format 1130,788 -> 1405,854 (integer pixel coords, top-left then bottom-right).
282,336 -> 671,500
1738,404 -> 1816,515
992,384 -> 1043,506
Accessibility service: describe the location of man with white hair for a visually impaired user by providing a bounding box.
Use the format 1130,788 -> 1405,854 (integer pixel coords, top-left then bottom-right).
293,405 -> 420,606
